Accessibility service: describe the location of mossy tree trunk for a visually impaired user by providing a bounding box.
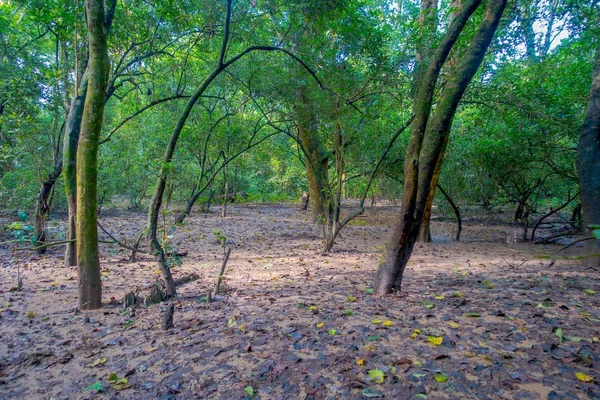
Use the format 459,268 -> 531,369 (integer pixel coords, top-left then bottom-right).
76,0 -> 111,310
297,86 -> 328,224
374,0 -> 507,296
63,75 -> 88,266
576,43 -> 600,268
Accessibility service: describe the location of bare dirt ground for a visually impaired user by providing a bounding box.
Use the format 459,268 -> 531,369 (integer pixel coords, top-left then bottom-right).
0,203 -> 599,400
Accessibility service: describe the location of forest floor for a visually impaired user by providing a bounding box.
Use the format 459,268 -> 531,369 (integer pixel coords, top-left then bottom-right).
0,202 -> 599,400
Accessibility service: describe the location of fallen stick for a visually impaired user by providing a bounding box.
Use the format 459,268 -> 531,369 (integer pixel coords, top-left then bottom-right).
214,246 -> 232,296
174,273 -> 200,286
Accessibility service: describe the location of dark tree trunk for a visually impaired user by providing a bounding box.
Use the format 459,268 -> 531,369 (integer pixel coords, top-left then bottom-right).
34,159 -> 63,253
576,44 -> 600,268
374,0 -> 507,296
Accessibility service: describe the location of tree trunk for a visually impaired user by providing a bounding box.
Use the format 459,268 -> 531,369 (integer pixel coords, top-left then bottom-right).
374,0 -> 506,296
438,184 -> 462,241
63,75 -> 89,266
34,159 -> 63,253
76,0 -> 110,310
221,167 -> 228,218
297,86 -> 328,224
576,43 -> 600,268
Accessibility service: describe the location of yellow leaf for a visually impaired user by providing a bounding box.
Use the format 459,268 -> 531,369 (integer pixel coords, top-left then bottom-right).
448,321 -> 460,329
461,272 -> 467,276
434,294 -> 445,300
316,322 -> 324,328
375,245 -> 383,250
92,357 -> 107,367
593,337 -> 599,343
372,319 -> 382,324
427,336 -> 443,346
239,324 -> 246,332
308,306 -> 318,313
368,369 -> 384,384
576,372 -> 593,382
357,358 -> 365,366
347,296 -> 357,302
26,311 -> 36,319
410,328 -> 421,338
154,270 -> 162,275
382,320 -> 392,327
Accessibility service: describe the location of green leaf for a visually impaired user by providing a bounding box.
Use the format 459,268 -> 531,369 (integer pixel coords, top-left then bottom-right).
423,299 -> 435,309
84,381 -> 103,393
434,374 -> 448,382
554,327 -> 564,342
328,329 -> 337,336
244,386 -> 255,397
463,312 -> 480,317
368,369 -> 385,384
17,210 -> 27,222
585,289 -> 595,296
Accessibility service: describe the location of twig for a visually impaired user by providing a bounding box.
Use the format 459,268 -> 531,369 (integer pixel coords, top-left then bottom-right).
14,239 -> 75,251
97,222 -> 151,254
214,246 -> 232,295
552,237 -> 594,254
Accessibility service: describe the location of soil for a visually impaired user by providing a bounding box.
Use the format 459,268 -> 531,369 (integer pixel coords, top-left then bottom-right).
0,203 -> 599,400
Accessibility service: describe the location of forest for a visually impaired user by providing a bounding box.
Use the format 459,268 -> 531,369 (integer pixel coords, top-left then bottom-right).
0,0 -> 599,398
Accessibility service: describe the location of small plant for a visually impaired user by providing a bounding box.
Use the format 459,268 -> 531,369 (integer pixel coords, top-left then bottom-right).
5,210 -> 36,245
213,229 -> 227,246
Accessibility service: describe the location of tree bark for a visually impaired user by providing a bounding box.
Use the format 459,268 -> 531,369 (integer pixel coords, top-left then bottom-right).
576,43 -> 600,268
76,0 -> 110,310
297,86 -> 328,224
63,75 -> 88,266
374,0 -> 507,296
34,158 -> 63,253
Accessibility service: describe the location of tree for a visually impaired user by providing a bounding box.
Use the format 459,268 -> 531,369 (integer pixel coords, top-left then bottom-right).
374,0 -> 508,296
576,43 -> 600,268
76,0 -> 113,310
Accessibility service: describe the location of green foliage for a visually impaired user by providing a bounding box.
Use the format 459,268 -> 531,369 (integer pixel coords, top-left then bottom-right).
0,0 -> 596,239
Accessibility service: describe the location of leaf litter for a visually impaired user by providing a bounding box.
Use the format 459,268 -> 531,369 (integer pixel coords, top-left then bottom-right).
0,203 -> 598,399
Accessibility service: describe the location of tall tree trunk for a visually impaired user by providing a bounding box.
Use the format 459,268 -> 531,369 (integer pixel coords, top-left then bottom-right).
297,86 -> 327,224
576,44 -> 600,268
76,0 -> 110,310
374,0 -> 507,296
63,75 -> 89,266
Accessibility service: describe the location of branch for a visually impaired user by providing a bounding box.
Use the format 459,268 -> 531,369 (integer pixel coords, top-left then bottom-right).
218,0 -> 233,67
99,94 -> 190,144
98,221 -> 151,254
